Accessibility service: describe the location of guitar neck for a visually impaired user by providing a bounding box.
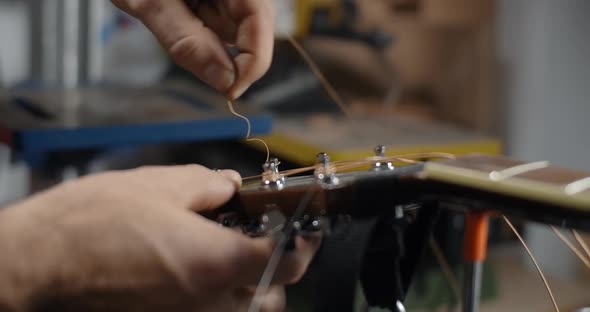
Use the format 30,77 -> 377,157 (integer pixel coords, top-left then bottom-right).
418,154 -> 590,229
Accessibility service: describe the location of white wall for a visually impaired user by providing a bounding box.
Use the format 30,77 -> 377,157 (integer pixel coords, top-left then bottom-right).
497,0 -> 590,278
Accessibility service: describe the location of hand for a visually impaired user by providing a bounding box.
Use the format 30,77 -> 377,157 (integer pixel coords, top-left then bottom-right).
111,0 -> 275,100
0,165 -> 319,311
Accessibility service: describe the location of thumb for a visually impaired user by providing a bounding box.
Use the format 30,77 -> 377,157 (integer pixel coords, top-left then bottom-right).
187,168 -> 242,212
122,165 -> 242,212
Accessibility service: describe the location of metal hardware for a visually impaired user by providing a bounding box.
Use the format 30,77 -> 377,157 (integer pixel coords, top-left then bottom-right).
372,145 -> 394,171
315,152 -> 339,185
261,158 -> 285,189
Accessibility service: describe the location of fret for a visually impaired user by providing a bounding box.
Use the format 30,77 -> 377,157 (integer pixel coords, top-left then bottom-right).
489,161 -> 551,181
564,177 -> 590,195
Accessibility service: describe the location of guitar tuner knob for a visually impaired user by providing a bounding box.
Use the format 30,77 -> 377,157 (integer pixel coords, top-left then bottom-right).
242,211 -> 287,237
372,145 -> 394,171
301,218 -> 323,232
291,216 -> 324,235
261,158 -> 285,189
315,152 -> 339,185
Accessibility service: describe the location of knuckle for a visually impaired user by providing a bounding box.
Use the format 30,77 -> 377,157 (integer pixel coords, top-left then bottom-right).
168,36 -> 203,68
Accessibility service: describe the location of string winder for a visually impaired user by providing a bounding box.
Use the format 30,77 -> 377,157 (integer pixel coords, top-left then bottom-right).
208,147 -> 590,312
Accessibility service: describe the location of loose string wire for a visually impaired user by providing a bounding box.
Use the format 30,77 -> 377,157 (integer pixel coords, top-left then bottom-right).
430,238 -> 461,306
503,216 -> 560,312
287,35 -> 354,119
227,100 -> 270,163
247,189 -> 316,312
572,230 -> 590,259
550,226 -> 590,269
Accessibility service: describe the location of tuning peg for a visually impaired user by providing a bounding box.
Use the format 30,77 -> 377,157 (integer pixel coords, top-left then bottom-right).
317,152 -> 330,165
315,152 -> 339,185
241,210 -> 288,238
298,216 -> 324,233
372,145 -> 394,171
261,157 -> 285,189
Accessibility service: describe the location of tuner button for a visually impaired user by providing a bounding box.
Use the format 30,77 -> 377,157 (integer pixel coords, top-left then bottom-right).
304,218 -> 322,232
242,211 -> 286,237
296,217 -> 324,234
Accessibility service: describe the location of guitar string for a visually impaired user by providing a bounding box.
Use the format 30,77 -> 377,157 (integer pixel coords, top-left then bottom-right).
550,226 -> 590,269
227,100 -> 270,163
429,238 -> 461,306
241,153 -> 455,182
572,230 -> 590,259
247,189 -> 316,312
503,216 -> 560,312
287,35 -> 354,119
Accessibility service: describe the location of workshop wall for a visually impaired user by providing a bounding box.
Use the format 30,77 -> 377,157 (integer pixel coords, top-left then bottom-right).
0,1 -> 167,87
497,0 -> 590,280
303,0 -> 496,131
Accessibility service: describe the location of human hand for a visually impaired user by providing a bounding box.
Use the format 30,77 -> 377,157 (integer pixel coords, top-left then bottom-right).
0,165 -> 319,311
111,0 -> 275,100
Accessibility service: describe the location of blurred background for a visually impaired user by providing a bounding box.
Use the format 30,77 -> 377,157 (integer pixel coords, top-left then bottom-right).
1,0 -> 589,311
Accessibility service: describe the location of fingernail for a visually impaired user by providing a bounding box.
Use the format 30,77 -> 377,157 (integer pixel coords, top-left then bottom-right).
218,169 -> 242,188
203,63 -> 234,91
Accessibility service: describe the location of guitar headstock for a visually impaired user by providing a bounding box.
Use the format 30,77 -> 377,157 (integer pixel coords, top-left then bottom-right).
216,147 -> 425,237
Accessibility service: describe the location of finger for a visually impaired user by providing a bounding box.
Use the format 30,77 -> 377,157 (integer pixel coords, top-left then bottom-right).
232,234 -> 322,287
197,2 -> 238,42
120,165 -> 241,212
235,285 -> 285,312
222,0 -> 275,100
165,217 -> 319,296
117,0 -> 235,92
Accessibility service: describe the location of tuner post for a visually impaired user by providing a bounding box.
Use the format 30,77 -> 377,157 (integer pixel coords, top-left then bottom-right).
372,145 -> 394,171
261,157 -> 285,189
314,152 -> 339,185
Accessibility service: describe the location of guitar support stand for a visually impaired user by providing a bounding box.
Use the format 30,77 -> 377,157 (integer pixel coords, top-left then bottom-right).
462,210 -> 489,312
